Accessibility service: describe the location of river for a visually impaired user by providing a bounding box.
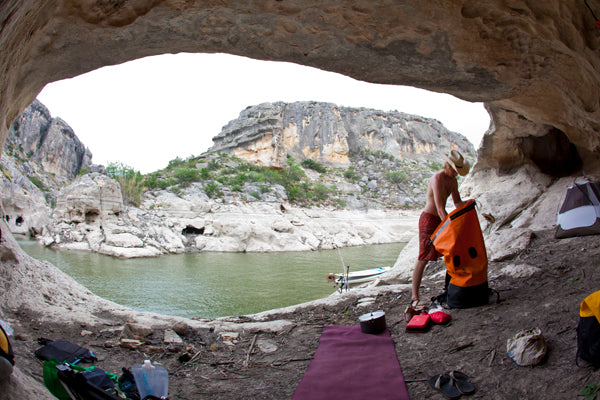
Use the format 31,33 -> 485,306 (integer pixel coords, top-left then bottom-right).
17,239 -> 405,319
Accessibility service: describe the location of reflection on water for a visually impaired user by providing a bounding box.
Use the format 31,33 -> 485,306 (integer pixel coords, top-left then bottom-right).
18,239 -> 405,319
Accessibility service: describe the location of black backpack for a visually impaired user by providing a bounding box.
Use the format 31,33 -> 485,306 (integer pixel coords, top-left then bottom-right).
577,291 -> 600,368
35,338 -> 97,364
55,363 -> 123,400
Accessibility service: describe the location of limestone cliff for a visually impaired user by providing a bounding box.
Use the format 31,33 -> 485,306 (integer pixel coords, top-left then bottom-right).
6,100 -> 92,182
209,102 -> 474,169
1,100 -> 100,236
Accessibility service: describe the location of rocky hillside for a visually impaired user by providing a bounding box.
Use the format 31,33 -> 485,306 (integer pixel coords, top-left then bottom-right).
6,100 -> 93,183
209,101 -> 474,169
0,100 -> 101,236
3,99 -> 476,256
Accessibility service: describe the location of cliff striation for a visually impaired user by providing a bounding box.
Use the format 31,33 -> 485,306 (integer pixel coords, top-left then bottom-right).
209,102 -> 474,169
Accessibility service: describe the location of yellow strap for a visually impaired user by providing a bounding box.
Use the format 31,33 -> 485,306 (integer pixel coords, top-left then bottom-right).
581,290 -> 600,321
0,331 -> 8,355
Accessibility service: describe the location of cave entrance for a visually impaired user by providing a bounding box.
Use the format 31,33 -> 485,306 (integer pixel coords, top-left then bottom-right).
85,210 -> 100,224
182,226 -> 204,235
520,128 -> 583,177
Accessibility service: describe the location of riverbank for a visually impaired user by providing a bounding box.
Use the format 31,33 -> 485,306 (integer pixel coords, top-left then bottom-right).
39,178 -> 420,257
2,227 -> 599,399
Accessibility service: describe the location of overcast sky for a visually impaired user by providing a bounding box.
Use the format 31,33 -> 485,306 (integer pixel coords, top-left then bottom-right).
37,53 -> 490,174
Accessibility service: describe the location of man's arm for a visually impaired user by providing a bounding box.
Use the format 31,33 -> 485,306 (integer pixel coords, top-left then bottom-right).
432,174 -> 449,220
451,179 -> 467,208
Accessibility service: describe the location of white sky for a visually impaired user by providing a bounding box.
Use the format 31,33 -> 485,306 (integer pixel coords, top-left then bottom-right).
37,53 -> 490,174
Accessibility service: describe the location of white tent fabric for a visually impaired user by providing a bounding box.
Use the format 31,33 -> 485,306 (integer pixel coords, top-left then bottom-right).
555,179 -> 600,238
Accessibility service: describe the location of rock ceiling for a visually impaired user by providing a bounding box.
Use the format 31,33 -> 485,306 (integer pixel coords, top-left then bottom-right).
1,0 -> 599,176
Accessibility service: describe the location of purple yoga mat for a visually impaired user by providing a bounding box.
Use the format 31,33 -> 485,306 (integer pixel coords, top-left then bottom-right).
292,325 -> 410,400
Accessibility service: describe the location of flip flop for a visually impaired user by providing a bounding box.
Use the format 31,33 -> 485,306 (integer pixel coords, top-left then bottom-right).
448,371 -> 475,395
429,373 -> 462,399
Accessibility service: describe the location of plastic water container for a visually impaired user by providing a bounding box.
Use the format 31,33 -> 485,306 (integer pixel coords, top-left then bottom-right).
131,360 -> 169,399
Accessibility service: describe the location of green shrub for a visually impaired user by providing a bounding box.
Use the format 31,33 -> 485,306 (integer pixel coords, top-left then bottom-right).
29,176 -> 47,191
313,183 -> 330,200
262,169 -> 281,183
215,176 -> 228,185
249,171 -> 266,183
145,174 -> 176,189
231,172 -> 250,186
344,167 -> 357,181
387,170 -> 406,184
204,181 -> 222,198
199,168 -> 211,179
106,162 -> 145,206
301,159 -> 327,173
174,168 -> 200,185
281,161 -> 305,183
286,183 -> 303,202
259,184 -> 270,194
106,162 -> 136,179
372,150 -> 394,161
207,160 -> 221,171
334,198 -> 347,209
77,166 -> 89,176
167,157 -> 185,169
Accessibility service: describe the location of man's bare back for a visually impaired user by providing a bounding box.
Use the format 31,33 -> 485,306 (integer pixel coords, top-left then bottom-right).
423,166 -> 461,220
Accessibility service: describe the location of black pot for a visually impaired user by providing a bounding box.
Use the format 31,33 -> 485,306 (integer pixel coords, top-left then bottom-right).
359,310 -> 386,334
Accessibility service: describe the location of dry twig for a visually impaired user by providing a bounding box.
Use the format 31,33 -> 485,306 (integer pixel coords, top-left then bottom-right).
244,334 -> 258,368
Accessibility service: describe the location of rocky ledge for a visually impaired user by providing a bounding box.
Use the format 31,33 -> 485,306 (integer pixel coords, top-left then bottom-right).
38,173 -> 418,258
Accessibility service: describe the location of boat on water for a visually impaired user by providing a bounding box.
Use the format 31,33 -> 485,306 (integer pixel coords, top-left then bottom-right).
327,266 -> 392,288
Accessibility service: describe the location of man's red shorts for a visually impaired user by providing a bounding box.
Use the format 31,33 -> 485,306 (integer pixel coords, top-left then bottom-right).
418,211 -> 442,261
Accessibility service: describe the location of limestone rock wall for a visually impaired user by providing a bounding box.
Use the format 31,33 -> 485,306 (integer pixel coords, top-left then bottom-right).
1,100 -> 96,236
52,173 -> 124,223
7,100 -> 92,182
2,1 -> 599,177
41,176 -> 419,258
209,101 -> 474,168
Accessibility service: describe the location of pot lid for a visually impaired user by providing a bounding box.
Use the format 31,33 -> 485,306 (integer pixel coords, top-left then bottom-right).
359,310 -> 385,322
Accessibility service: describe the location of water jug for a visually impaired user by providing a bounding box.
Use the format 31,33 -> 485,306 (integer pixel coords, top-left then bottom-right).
131,360 -> 169,399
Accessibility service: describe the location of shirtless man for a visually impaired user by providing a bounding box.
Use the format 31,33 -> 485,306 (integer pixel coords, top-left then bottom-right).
410,150 -> 470,308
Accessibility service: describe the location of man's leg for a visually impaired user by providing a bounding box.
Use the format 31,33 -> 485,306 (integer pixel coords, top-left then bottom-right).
411,259 -> 428,302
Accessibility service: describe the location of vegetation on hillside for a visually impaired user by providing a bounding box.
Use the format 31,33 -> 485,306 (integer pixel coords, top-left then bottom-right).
3,135 -> 470,210
99,148 -> 465,210
106,162 -> 145,206
139,153 -> 338,206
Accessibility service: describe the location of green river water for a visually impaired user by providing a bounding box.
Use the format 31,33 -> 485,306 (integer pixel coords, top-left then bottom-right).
17,239 -> 405,319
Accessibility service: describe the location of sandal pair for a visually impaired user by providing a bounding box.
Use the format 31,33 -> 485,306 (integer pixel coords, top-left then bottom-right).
429,371 -> 475,399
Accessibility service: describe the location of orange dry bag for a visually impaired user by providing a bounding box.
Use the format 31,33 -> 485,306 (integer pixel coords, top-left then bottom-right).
430,200 -> 489,308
